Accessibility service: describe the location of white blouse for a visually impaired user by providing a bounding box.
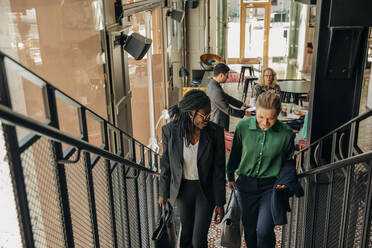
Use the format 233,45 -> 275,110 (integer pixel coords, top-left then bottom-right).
183,138 -> 199,180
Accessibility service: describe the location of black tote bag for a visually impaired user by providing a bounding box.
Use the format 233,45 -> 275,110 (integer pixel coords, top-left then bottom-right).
220,189 -> 242,248
152,202 -> 177,248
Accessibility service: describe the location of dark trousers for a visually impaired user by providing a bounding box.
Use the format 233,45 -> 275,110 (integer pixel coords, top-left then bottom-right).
235,175 -> 276,248
176,179 -> 214,248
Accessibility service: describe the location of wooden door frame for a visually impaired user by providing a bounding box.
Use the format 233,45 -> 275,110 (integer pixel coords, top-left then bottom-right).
228,0 -> 271,68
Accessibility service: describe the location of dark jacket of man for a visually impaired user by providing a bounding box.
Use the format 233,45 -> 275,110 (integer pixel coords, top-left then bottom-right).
206,80 -> 245,130
159,121 -> 226,207
271,159 -> 304,225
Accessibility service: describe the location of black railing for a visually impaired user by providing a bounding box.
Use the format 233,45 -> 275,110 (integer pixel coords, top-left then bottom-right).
0,51 -> 160,248
281,108 -> 372,247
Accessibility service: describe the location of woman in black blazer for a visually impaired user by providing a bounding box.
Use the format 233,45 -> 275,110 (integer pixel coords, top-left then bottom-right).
158,90 -> 226,248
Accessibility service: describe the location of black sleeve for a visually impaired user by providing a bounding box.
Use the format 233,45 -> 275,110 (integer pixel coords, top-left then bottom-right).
159,125 -> 171,198
212,125 -> 227,206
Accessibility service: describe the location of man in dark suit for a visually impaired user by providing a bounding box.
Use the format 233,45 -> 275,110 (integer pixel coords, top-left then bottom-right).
207,63 -> 250,131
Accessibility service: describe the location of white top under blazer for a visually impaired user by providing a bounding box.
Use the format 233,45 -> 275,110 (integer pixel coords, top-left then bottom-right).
182,138 -> 199,180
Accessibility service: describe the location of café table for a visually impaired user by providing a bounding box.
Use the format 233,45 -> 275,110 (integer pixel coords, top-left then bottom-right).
278,103 -> 307,124
278,80 -> 310,105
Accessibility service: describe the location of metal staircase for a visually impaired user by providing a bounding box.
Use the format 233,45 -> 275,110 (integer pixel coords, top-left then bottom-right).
282,108 -> 372,247
0,51 -> 160,248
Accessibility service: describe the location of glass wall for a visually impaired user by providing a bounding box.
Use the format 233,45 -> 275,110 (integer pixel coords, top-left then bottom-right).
0,0 -> 107,144
227,0 -> 241,59
0,0 -> 107,118
123,7 -> 165,147
226,0 -> 311,79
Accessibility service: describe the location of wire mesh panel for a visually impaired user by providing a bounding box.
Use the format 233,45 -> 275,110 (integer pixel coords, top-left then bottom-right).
345,163 -> 369,248
312,173 -> 330,247
92,157 -> 114,247
64,154 -> 94,247
111,162 -> 128,248
289,197 -> 299,248
146,175 -> 157,241
125,167 -> 141,248
295,179 -> 306,248
20,138 -> 65,248
327,168 -> 346,247
304,176 -> 315,248
153,176 -> 161,230
138,172 -> 150,247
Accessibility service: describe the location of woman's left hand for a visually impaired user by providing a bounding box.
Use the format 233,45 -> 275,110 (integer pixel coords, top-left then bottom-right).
275,184 -> 288,190
214,206 -> 224,224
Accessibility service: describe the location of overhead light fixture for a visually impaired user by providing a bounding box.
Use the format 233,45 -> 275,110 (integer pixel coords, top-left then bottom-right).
166,9 -> 185,23
115,33 -> 152,60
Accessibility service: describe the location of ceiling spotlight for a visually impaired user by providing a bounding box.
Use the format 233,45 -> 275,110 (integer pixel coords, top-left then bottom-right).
166,9 -> 185,23
115,33 -> 152,60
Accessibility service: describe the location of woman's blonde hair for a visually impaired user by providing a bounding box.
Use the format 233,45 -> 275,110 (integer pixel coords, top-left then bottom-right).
256,91 -> 281,115
258,67 -> 278,88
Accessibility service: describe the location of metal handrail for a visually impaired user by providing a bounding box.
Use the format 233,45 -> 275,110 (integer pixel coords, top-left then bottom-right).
297,109 -> 372,154
0,104 -> 159,175
299,150 -> 372,177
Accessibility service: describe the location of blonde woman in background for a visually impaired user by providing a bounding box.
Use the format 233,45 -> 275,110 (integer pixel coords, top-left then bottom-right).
251,67 -> 281,105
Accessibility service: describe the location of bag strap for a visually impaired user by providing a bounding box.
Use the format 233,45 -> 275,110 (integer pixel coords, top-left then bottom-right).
161,202 -> 173,222
226,189 -> 238,211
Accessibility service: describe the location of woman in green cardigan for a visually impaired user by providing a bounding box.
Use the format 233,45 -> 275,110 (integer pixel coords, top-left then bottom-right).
227,91 -> 295,248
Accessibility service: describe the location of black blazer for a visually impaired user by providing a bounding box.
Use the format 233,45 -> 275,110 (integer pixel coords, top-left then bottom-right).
159,121 -> 226,207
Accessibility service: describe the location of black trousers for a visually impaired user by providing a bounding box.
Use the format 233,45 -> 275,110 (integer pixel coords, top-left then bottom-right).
176,179 -> 214,248
236,175 -> 276,248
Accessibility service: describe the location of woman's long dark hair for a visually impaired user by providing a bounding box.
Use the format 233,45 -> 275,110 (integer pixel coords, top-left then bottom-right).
168,89 -> 210,145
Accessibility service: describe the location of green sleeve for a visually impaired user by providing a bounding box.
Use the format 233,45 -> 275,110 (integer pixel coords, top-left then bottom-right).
226,124 -> 242,181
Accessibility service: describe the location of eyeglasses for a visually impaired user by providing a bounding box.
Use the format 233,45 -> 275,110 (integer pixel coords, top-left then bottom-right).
196,109 -> 216,120
264,74 -> 274,78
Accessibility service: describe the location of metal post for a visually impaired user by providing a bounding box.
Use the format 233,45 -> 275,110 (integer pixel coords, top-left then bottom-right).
102,122 -> 118,248
135,174 -> 142,246
140,145 -> 145,166
338,166 -> 352,247
131,139 -> 136,163
44,85 -> 75,247
304,175 -> 318,247
322,171 -> 333,245
148,150 -> 153,169
330,133 -> 337,163
78,107 -> 100,247
298,178 -> 308,248
122,166 -> 132,248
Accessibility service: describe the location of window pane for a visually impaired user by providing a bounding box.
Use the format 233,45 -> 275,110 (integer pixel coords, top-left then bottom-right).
0,1 -> 107,120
